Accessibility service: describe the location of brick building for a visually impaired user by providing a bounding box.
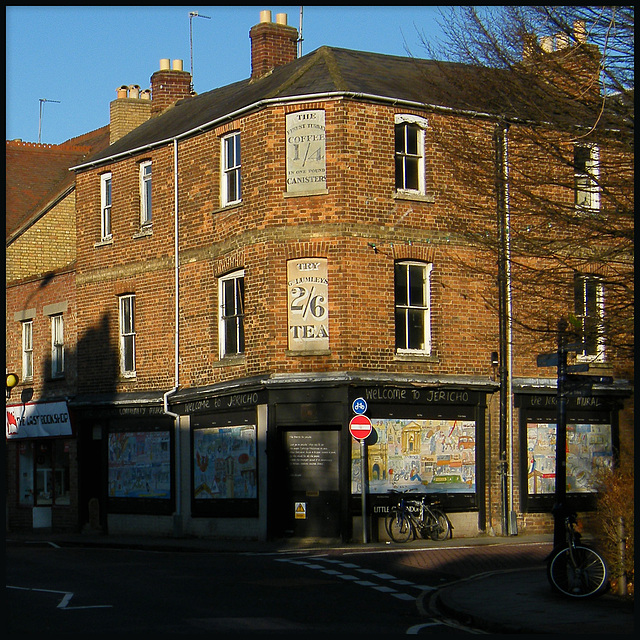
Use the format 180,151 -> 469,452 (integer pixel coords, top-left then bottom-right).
6,128 -> 109,530
7,11 -> 632,539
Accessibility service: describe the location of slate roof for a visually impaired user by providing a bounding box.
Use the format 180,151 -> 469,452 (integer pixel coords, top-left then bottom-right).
6,126 -> 110,241
77,46 -> 519,169
76,44 -> 616,171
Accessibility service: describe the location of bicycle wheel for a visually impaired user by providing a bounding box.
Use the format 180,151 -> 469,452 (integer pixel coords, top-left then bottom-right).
428,509 -> 451,541
547,545 -> 608,597
387,511 -> 414,543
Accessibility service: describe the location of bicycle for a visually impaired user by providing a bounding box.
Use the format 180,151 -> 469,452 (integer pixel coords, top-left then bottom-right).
385,492 -> 452,542
546,512 -> 608,598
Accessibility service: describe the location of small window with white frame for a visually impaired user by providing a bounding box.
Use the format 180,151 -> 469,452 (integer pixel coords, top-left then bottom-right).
395,114 -> 428,195
140,161 -> 152,226
118,294 -> 136,376
100,172 -> 112,240
22,320 -> 34,380
574,273 -> 605,361
574,144 -> 600,211
394,261 -> 432,354
221,132 -> 241,207
51,314 -> 64,378
219,270 -> 245,358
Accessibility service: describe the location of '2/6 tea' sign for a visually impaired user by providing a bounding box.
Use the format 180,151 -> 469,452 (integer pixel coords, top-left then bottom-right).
287,258 -> 329,352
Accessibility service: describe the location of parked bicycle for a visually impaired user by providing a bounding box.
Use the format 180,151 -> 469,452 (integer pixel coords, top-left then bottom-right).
385,491 -> 452,542
547,512 -> 608,598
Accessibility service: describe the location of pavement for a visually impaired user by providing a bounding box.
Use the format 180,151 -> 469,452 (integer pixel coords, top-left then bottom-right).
6,530 -> 634,635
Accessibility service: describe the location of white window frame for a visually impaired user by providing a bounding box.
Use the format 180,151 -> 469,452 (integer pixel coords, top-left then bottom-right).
100,172 -> 112,240
139,161 -> 152,226
394,261 -> 432,354
394,114 -> 428,195
574,144 -> 600,211
22,320 -> 34,380
51,314 -> 64,378
575,274 -> 605,362
219,270 -> 245,357
221,132 -> 241,207
118,294 -> 136,377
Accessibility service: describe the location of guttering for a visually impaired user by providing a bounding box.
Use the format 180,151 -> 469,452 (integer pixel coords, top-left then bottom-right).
70,91 -> 521,173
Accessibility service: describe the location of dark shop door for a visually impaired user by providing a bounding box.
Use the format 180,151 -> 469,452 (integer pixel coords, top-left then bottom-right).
278,428 -> 340,538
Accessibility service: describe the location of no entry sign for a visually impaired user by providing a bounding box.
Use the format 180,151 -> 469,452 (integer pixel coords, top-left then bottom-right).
349,414 -> 372,440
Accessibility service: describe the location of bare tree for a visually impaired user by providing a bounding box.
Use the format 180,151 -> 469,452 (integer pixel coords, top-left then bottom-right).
415,6 -> 634,366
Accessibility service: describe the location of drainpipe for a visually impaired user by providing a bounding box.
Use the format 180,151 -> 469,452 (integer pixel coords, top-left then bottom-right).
495,121 -> 516,536
163,138 -> 181,532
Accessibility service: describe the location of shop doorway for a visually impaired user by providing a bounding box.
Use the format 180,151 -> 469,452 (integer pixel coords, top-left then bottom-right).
276,427 -> 341,538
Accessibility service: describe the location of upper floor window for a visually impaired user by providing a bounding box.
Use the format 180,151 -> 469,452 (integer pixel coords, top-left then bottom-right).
221,132 -> 241,206
394,261 -> 432,354
118,294 -> 136,376
574,144 -> 600,211
574,274 -> 605,361
50,314 -> 64,378
22,320 -> 34,380
100,172 -> 112,240
395,114 -> 428,195
219,270 -> 245,357
140,161 -> 152,225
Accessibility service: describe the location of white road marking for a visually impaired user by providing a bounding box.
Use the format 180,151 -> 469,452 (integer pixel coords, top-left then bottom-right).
7,585 -> 112,609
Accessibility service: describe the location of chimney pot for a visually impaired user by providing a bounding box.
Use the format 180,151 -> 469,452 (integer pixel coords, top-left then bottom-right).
260,10 -> 272,23
159,58 -> 171,70
117,85 -> 129,99
172,59 -> 183,71
276,13 -> 287,25
128,84 -> 140,99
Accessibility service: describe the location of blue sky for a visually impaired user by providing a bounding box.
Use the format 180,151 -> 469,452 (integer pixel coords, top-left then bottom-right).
6,6 -> 451,145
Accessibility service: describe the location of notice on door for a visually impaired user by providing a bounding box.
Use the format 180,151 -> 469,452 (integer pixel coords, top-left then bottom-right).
285,430 -> 339,491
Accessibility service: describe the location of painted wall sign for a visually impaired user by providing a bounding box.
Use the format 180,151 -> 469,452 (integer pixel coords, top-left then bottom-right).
287,258 -> 329,351
286,110 -> 326,194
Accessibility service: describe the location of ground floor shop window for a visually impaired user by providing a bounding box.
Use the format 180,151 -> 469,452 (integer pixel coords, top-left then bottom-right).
18,440 -> 71,506
351,417 -> 476,494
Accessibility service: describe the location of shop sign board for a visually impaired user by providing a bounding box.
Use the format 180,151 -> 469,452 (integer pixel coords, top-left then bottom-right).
6,401 -> 72,439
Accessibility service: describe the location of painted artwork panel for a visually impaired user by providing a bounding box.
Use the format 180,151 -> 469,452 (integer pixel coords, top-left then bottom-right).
351,418 -> 476,494
193,425 -> 257,500
108,431 -> 171,499
527,422 -> 613,494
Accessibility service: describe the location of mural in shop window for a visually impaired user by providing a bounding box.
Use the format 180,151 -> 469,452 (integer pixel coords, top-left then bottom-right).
193,425 -> 257,500
352,418 -> 476,494
527,422 -> 613,495
108,431 -> 171,499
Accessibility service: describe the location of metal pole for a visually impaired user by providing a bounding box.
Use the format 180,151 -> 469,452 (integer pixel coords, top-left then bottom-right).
38,98 -> 60,144
553,318 -> 568,548
360,439 -> 368,543
189,11 -> 211,93
494,122 -> 510,535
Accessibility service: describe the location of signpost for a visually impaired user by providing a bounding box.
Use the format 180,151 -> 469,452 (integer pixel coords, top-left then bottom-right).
350,404 -> 372,543
536,321 -> 613,546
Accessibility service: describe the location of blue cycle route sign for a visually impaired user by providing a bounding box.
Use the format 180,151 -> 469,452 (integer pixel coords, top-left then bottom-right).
352,397 -> 367,415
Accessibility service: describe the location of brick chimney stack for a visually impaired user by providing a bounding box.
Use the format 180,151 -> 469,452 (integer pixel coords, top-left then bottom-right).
150,59 -> 192,115
250,10 -> 298,80
109,84 -> 152,144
